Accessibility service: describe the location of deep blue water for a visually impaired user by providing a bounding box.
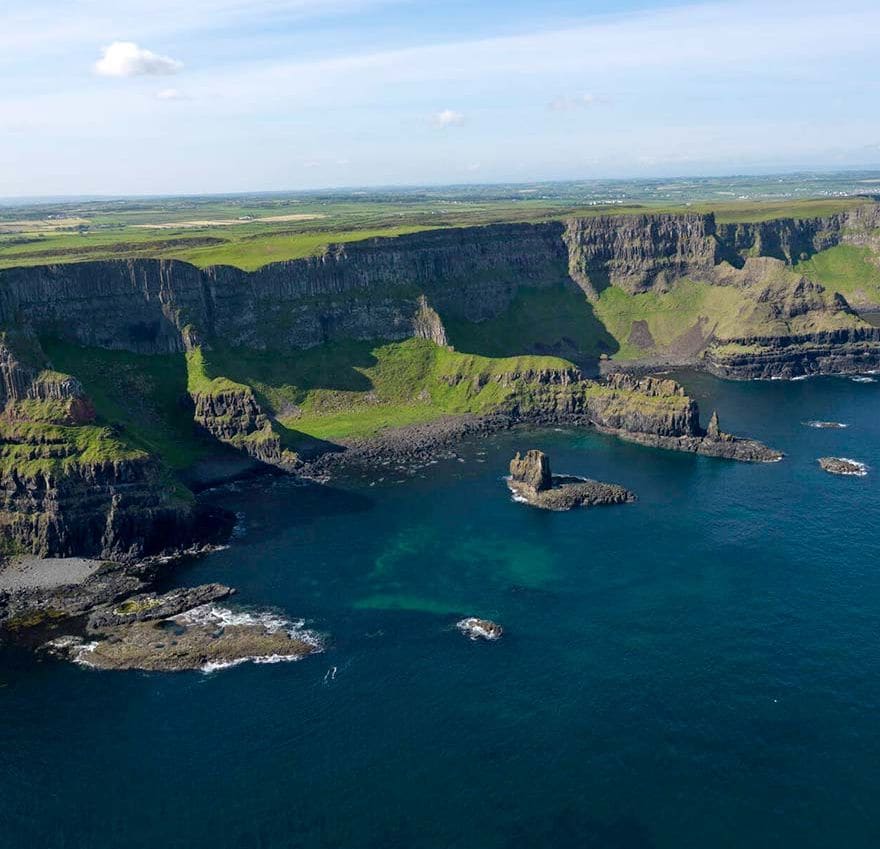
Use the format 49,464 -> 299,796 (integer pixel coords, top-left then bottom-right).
2,373 -> 880,849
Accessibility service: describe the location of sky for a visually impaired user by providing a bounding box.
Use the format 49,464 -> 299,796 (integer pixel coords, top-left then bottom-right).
2,0 -> 880,196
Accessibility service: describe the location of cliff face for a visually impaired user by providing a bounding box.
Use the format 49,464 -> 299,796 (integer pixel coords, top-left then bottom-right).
716,204 -> 880,262
0,332 -> 221,560
564,213 -> 720,298
0,453 -> 217,560
0,206 -> 877,368
1,204 -> 835,558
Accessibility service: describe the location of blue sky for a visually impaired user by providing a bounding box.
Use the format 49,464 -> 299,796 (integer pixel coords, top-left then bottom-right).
2,0 -> 880,196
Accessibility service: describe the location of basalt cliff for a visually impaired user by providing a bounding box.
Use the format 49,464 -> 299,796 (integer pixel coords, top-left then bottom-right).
0,204 -> 877,559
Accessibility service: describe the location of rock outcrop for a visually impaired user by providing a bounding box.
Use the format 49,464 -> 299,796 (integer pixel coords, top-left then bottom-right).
818,457 -> 867,476
0,333 -> 234,560
46,600 -> 324,672
507,449 -> 635,511
509,448 -> 552,491
456,617 -> 503,641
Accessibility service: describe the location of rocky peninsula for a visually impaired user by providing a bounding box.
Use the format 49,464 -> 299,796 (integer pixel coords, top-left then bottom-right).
506,449 -> 635,511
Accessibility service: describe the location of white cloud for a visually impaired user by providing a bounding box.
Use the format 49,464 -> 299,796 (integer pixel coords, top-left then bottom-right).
95,42 -> 183,77
549,93 -> 597,111
433,109 -> 464,128
156,88 -> 188,100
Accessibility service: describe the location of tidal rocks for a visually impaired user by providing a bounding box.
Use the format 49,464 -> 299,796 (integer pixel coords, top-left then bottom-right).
85,583 -> 234,632
47,602 -> 323,672
818,457 -> 867,476
507,450 -> 635,511
456,617 -> 503,641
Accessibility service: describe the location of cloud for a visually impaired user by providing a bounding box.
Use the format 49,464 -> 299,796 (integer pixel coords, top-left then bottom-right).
433,109 -> 465,128
549,93 -> 597,111
95,42 -> 183,77
155,88 -> 188,100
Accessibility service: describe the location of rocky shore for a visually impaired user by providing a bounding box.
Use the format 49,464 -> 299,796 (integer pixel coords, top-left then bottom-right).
506,449 -> 635,511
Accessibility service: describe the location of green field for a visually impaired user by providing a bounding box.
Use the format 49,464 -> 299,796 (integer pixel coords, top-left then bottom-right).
0,187 -> 868,273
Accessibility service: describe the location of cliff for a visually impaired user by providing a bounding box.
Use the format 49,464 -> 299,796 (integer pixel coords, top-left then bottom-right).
0,332 -> 226,559
0,205 -> 874,556
564,213 -> 720,298
1,206 -> 877,379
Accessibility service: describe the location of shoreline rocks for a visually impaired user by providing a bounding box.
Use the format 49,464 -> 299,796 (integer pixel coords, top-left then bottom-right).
506,450 -> 635,511
818,457 -> 868,476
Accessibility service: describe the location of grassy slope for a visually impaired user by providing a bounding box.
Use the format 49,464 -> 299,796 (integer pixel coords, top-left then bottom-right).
444,285 -> 619,359
592,259 -> 866,361
0,418 -> 148,477
200,338 -> 572,442
795,244 -> 880,307
41,339 -> 215,470
594,281 -> 748,360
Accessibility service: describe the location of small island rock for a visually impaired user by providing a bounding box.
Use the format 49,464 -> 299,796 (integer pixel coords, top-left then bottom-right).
818,457 -> 867,476
507,450 -> 635,511
457,617 -> 503,641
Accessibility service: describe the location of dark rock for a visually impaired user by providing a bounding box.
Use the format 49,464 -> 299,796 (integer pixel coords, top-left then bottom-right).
706,410 -> 721,440
86,583 -> 234,632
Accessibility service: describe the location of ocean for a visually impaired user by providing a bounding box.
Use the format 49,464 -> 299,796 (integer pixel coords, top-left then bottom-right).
2,372 -> 879,848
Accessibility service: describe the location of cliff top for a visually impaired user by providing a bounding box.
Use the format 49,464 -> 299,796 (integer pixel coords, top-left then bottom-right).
0,195 -> 870,273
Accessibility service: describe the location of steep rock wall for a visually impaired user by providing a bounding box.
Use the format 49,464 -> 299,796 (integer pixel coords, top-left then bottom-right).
563,213 -> 720,298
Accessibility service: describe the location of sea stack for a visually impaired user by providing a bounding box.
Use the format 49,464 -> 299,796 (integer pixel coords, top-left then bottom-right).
509,449 -> 552,491
506,450 -> 635,511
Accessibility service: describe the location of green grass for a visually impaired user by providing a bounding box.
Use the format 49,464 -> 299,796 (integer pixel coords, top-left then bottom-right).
176,227 -> 432,271
0,419 -> 147,477
444,284 -> 619,360
200,338 -> 574,442
594,280 -> 750,359
41,339 -> 215,470
795,244 -> 880,308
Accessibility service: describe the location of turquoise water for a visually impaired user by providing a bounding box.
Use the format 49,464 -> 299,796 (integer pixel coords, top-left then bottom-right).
2,373 -> 880,848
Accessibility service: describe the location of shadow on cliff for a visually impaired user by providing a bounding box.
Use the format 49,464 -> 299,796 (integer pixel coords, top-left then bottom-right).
441,282 -> 619,373
208,341 -> 378,395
